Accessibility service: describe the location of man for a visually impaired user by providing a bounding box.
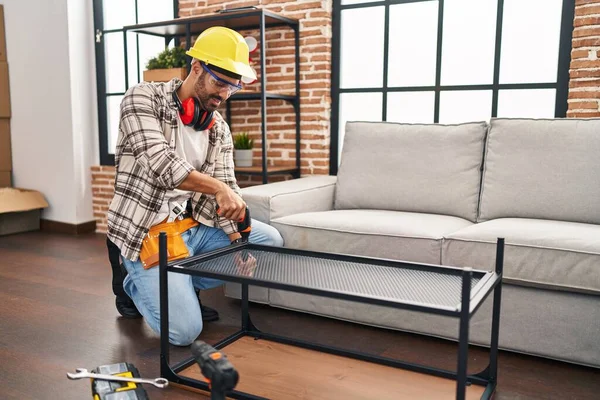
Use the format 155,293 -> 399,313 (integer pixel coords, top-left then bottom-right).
107,26 -> 283,346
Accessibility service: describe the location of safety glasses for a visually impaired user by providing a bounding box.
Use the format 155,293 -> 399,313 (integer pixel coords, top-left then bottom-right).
202,63 -> 243,96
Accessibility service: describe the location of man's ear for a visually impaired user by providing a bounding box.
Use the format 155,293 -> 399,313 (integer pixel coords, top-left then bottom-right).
191,61 -> 203,76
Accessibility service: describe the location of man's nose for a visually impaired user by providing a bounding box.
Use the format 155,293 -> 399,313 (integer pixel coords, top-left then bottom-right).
217,86 -> 230,96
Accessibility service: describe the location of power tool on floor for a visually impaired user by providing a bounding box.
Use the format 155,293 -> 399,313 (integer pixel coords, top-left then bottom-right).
191,341 -> 239,400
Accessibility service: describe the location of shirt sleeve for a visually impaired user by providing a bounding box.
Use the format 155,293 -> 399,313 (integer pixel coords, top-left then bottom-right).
212,116 -> 243,234
119,84 -> 193,189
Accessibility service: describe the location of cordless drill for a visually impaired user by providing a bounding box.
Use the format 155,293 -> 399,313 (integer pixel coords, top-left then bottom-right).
237,206 -> 251,242
216,205 -> 252,242
191,341 -> 239,400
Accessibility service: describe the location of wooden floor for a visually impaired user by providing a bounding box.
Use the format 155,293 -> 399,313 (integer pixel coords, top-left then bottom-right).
0,231 -> 599,400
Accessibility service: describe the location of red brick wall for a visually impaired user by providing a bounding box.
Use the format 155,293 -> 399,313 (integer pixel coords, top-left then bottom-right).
91,165 -> 116,233
568,0 -> 600,117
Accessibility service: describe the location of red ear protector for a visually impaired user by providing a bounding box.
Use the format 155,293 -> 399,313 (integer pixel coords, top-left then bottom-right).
172,91 -> 215,131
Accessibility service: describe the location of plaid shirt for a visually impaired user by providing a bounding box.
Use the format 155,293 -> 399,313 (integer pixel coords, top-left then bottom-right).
107,78 -> 242,261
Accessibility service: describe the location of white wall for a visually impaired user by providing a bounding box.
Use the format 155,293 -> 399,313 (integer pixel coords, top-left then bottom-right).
67,0 -> 99,223
1,0 -> 98,224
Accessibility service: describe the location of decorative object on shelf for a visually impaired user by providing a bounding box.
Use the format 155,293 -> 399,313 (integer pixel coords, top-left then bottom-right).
244,36 -> 257,53
233,132 -> 254,167
143,46 -> 188,82
242,36 -> 258,85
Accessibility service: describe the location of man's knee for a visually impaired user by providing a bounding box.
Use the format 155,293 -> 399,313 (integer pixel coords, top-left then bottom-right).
251,220 -> 284,247
261,227 -> 284,247
269,231 -> 284,247
169,318 -> 203,346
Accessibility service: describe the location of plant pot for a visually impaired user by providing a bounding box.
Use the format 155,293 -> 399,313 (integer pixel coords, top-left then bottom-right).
234,149 -> 253,167
143,67 -> 188,82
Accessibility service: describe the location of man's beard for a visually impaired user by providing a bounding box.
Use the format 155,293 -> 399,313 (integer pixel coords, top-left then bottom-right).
194,76 -> 223,112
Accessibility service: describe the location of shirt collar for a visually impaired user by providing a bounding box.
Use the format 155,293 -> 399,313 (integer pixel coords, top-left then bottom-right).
167,78 -> 184,109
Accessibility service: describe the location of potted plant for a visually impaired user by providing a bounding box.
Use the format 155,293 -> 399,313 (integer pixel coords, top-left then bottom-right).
143,46 -> 188,82
233,132 -> 254,167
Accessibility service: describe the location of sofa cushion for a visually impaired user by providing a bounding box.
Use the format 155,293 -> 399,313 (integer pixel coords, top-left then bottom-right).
334,121 -> 487,222
271,209 -> 473,264
241,176 -> 337,224
442,218 -> 600,295
479,118 -> 600,224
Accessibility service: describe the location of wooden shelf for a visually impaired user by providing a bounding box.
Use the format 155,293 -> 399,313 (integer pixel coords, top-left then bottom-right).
230,91 -> 296,102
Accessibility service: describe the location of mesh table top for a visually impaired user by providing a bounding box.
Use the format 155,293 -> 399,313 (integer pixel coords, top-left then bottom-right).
173,246 -> 493,312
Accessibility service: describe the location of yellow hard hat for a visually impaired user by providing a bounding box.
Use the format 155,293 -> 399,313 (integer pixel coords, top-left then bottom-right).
186,26 -> 257,81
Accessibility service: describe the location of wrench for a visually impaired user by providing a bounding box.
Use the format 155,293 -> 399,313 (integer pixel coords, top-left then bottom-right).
66,368 -> 169,389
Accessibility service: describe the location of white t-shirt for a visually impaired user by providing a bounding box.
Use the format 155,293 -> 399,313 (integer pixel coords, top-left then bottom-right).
153,118 -> 209,225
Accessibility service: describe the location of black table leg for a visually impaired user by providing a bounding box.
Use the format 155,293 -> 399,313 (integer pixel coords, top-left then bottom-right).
457,267 -> 473,400
159,232 -> 173,379
490,238 -> 505,386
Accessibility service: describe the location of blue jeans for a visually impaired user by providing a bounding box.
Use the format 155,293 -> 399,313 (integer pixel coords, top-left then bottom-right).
121,219 -> 283,346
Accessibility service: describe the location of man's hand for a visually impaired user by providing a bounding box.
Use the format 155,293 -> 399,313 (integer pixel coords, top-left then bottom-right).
228,233 -> 242,242
215,184 -> 246,222
234,251 -> 257,277
177,172 -> 245,221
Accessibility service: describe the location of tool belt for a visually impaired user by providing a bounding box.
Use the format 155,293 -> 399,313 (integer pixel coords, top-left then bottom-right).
139,216 -> 199,269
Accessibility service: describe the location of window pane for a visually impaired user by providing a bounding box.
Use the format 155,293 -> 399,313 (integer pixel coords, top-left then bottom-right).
103,0 -> 135,30
340,7 -> 384,88
105,32 -> 138,93
439,90 -> 492,123
498,89 -> 556,118
137,0 -> 174,24
138,35 -> 172,79
107,95 -> 123,154
339,93 -> 383,161
387,92 -> 435,123
441,0 -> 497,85
388,2 -> 438,87
500,0 -> 562,84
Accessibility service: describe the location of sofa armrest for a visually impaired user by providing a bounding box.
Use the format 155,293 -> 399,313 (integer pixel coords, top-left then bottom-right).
241,176 -> 337,224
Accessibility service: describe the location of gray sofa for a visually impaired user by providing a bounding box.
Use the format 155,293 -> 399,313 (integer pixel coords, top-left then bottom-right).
226,118 -> 600,368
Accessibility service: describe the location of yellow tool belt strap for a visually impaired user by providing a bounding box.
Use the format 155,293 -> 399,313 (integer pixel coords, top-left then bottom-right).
139,217 -> 199,269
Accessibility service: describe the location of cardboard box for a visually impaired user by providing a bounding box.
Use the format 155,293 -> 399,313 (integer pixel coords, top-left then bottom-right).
0,118 -> 11,171
0,187 -> 49,235
0,171 -> 10,186
0,5 -> 6,61
0,62 -> 10,118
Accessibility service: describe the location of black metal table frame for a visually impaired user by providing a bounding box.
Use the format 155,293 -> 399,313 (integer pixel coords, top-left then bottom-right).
158,235 -> 504,400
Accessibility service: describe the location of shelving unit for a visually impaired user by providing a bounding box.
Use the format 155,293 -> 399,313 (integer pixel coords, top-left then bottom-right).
122,7 -> 301,184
